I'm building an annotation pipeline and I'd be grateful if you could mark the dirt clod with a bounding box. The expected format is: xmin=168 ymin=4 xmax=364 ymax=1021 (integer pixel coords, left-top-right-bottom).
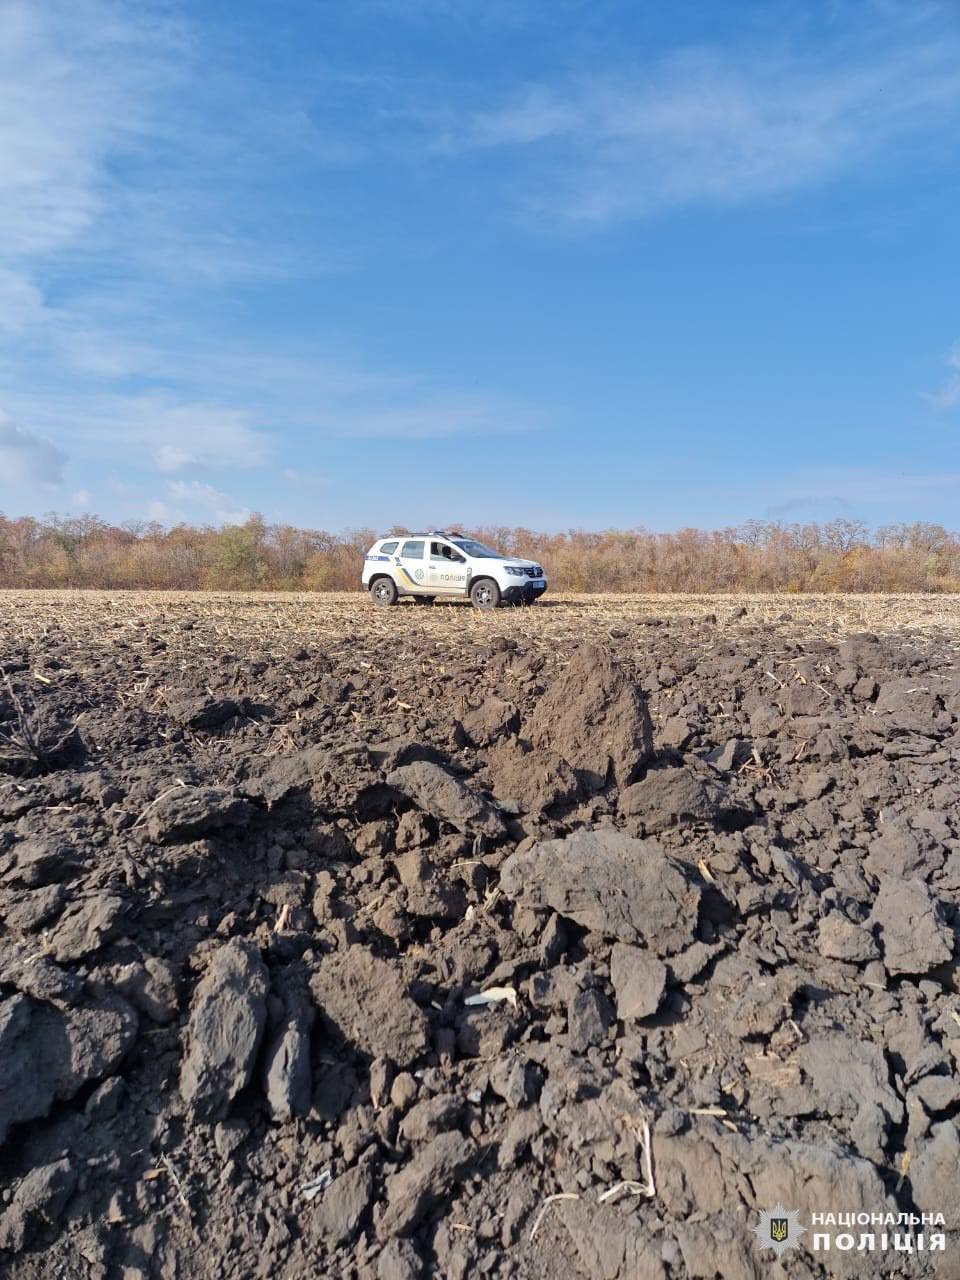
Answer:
xmin=0 ymin=992 xmax=138 ymax=1144
xmin=379 ymin=1131 xmax=475 ymax=1238
xmin=870 ymin=877 xmax=955 ymax=975
xmin=179 ymin=940 xmax=269 ymax=1119
xmin=387 ymin=761 xmax=506 ymax=838
xmin=145 ymin=784 xmax=254 ymax=843
xmin=609 ymin=943 xmax=669 ymax=1019
xmin=500 ymin=829 xmax=701 ymax=952
xmin=310 ymin=949 xmax=430 ymax=1067
xmin=525 ymin=643 xmax=654 ymax=790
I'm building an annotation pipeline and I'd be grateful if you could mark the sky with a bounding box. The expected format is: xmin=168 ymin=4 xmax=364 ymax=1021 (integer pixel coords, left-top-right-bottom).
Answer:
xmin=0 ymin=0 xmax=958 ymax=535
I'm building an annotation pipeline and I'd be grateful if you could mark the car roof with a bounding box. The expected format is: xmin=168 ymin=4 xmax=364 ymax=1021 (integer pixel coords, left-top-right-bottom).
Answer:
xmin=376 ymin=531 xmax=463 ymax=543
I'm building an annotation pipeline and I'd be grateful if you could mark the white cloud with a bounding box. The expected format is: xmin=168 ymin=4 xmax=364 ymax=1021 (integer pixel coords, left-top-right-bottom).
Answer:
xmin=927 ymin=343 xmax=960 ymax=410
xmin=70 ymin=489 xmax=92 ymax=507
xmin=0 ymin=0 xmax=548 ymax=506
xmin=761 ymin=466 xmax=960 ymax=508
xmin=0 ymin=366 xmax=542 ymax=471
xmin=0 ymin=267 xmax=49 ymax=335
xmin=141 ymin=481 xmax=251 ymax=527
xmin=282 ymin=467 xmax=330 ymax=486
xmin=124 ymin=396 xmax=270 ymax=471
xmin=57 ymin=327 xmax=160 ymax=379
xmin=0 ymin=0 xmax=171 ymax=260
xmin=448 ymin=27 xmax=960 ymax=221
xmin=156 ymin=445 xmax=195 ymax=473
xmin=307 ymin=394 xmax=543 ymax=438
xmin=166 ymin=479 xmax=251 ymax=525
xmin=0 ymin=390 xmax=271 ymax=473
xmin=0 ymin=416 xmax=66 ymax=485
xmin=0 ymin=0 xmax=340 ymax=384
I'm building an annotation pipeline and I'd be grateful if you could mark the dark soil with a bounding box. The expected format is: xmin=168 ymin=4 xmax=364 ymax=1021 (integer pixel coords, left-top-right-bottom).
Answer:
xmin=2 ymin=593 xmax=960 ymax=1278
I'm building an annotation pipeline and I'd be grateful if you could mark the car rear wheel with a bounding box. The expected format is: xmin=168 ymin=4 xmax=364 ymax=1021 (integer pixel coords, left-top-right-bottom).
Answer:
xmin=371 ymin=577 xmax=398 ymax=606
xmin=470 ymin=578 xmax=500 ymax=610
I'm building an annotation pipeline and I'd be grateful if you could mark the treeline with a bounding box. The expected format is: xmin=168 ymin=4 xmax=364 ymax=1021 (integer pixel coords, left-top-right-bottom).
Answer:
xmin=0 ymin=513 xmax=958 ymax=593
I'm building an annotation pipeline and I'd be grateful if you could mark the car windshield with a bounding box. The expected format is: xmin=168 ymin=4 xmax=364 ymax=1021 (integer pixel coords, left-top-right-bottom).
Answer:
xmin=452 ymin=538 xmax=501 ymax=559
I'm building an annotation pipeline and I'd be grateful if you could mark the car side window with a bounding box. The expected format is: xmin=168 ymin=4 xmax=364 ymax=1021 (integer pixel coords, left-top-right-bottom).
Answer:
xmin=432 ymin=541 xmax=464 ymax=563
xmin=380 ymin=540 xmax=398 ymax=555
xmin=400 ymin=540 xmax=425 ymax=559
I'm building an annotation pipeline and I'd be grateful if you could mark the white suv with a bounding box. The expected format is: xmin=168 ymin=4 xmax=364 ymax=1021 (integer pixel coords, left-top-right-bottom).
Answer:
xmin=362 ymin=531 xmax=547 ymax=609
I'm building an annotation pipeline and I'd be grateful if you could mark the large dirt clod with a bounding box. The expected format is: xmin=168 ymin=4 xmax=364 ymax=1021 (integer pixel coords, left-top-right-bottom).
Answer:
xmin=618 ymin=763 xmax=722 ymax=831
xmin=310 ymin=948 xmax=430 ymax=1067
xmin=262 ymin=980 xmax=315 ymax=1121
xmin=0 ymin=1158 xmax=77 ymax=1252
xmin=869 ymin=877 xmax=954 ymax=975
xmin=45 ymin=893 xmax=125 ymax=961
xmin=2 ymin=836 xmax=82 ymax=888
xmin=146 ymin=785 xmax=254 ymax=844
xmin=524 ymin=644 xmax=653 ymax=791
xmin=483 ymin=738 xmax=581 ymax=813
xmin=609 ymin=942 xmax=668 ymax=1019
xmin=500 ymin=828 xmax=701 ymax=953
xmin=378 ymin=1132 xmax=476 ymax=1238
xmin=387 ymin=760 xmax=506 ymax=838
xmin=179 ymin=940 xmax=269 ymax=1118
xmin=459 ymin=696 xmax=519 ymax=747
xmin=166 ymin=695 xmax=243 ymax=730
xmin=0 ymin=992 xmax=138 ymax=1146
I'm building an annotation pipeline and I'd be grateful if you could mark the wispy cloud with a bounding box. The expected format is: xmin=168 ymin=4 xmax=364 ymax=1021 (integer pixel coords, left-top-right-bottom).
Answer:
xmin=282 ymin=468 xmax=330 ymax=487
xmin=0 ymin=0 xmax=172 ymax=260
xmin=0 ymin=416 xmax=66 ymax=485
xmin=927 ymin=343 xmax=960 ymax=410
xmin=0 ymin=0 xmax=341 ymax=285
xmin=0 ymin=0 xmax=544 ymax=507
xmin=166 ymin=479 xmax=251 ymax=525
xmin=2 ymin=354 xmax=540 ymax=459
xmin=0 ymin=268 xmax=49 ymax=336
xmin=126 ymin=397 xmax=270 ymax=473
xmin=765 ymin=494 xmax=851 ymax=518
xmin=299 ymin=393 xmax=543 ymax=439
xmin=760 ymin=466 xmax=960 ymax=511
xmin=0 ymin=389 xmax=271 ymax=474
xmin=442 ymin=17 xmax=960 ymax=221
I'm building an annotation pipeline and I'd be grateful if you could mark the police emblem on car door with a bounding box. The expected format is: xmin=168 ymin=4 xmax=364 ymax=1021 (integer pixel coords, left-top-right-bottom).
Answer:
xmin=397 ymin=539 xmax=426 ymax=587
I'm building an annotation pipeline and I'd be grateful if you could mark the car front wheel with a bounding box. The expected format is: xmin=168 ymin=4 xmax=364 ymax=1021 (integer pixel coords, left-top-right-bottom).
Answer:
xmin=470 ymin=578 xmax=500 ymax=610
xmin=371 ymin=577 xmax=398 ymax=606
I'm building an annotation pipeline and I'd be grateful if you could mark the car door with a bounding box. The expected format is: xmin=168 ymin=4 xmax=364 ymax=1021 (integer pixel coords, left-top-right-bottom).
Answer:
xmin=396 ymin=539 xmax=427 ymax=591
xmin=426 ymin=540 xmax=468 ymax=593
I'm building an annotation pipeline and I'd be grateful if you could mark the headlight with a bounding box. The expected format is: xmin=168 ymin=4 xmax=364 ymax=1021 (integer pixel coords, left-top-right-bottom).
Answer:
xmin=505 ymin=566 xmax=526 ymax=576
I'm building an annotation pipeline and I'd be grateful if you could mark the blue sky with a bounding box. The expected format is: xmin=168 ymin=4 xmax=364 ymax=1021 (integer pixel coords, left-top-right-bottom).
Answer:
xmin=0 ymin=0 xmax=958 ymax=533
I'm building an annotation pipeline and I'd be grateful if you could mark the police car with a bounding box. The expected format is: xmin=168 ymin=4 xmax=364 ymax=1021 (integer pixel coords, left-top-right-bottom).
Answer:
xmin=362 ymin=531 xmax=547 ymax=609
